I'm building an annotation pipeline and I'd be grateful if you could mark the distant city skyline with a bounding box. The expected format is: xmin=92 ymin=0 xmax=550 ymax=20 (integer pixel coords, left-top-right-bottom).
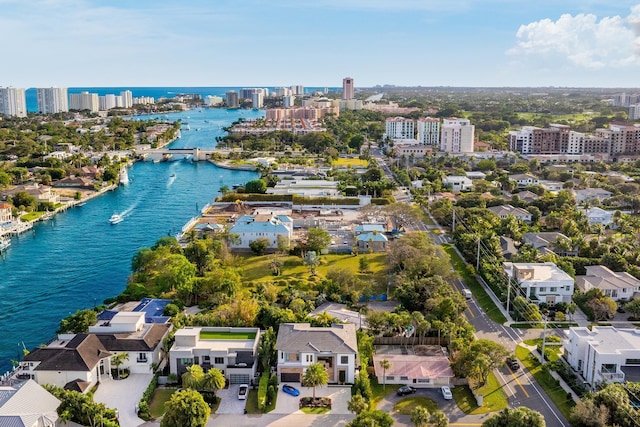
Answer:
xmin=2 ymin=1 xmax=640 ymax=88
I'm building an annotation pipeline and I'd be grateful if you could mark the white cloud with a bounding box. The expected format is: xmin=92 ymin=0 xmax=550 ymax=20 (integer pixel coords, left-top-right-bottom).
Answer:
xmin=508 ymin=6 xmax=640 ymax=68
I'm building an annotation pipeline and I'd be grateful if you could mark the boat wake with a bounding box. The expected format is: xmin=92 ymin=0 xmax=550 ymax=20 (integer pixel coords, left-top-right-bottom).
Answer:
xmin=167 ymin=174 xmax=177 ymax=187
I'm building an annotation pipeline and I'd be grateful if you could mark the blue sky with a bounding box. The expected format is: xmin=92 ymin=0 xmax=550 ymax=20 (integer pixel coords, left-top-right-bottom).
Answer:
xmin=2 ymin=0 xmax=640 ymax=88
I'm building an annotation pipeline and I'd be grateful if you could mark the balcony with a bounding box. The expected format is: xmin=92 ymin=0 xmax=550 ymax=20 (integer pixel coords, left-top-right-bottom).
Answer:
xmin=598 ymin=370 xmax=625 ymax=382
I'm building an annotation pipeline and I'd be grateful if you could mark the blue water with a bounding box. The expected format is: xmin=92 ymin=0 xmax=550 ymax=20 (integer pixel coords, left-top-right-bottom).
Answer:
xmin=24 ymin=86 xmax=338 ymax=112
xmin=0 ymin=108 xmax=262 ymax=372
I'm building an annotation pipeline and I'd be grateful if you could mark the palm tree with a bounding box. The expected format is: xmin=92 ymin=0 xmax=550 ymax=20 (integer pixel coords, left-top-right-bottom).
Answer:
xmin=411 ymin=407 xmax=431 ymax=427
xmin=379 ymin=359 xmax=391 ymax=391
xmin=201 ymin=367 xmax=225 ymax=394
xmin=182 ymin=364 xmax=205 ymax=389
xmin=302 ymin=362 xmax=329 ymax=400
xmin=111 ymin=352 xmax=129 ymax=379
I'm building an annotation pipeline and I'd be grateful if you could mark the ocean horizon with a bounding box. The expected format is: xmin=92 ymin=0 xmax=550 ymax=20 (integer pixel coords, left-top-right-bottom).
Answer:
xmin=25 ymin=86 xmax=339 ymax=112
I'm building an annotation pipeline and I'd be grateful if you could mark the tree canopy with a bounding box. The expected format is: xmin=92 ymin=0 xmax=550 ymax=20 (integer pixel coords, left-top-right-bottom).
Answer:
xmin=161 ymin=389 xmax=211 ymax=427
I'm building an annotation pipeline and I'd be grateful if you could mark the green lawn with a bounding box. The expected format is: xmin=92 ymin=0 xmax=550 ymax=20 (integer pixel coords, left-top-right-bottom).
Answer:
xmin=240 ymin=253 xmax=388 ymax=290
xmin=393 ymin=396 xmax=438 ymax=415
xmin=516 ymin=345 xmax=575 ymax=419
xmin=199 ymin=331 xmax=257 ymax=340
xmin=149 ymin=388 xmax=175 ymax=418
xmin=370 ymin=378 xmax=401 ymax=409
xmin=300 ymin=406 xmax=330 ymax=414
xmin=20 ymin=212 xmax=43 ymax=221
xmin=452 ymin=384 xmax=479 ymax=414
xmin=451 ymin=372 xmax=508 ymax=415
xmin=245 ymin=389 xmax=260 ymax=414
xmin=442 ymin=244 xmax=507 ymax=324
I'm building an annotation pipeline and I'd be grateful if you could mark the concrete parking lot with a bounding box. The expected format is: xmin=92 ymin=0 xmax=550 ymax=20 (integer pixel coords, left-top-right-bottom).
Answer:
xmin=273 ymin=384 xmax=351 ymax=415
xmin=216 ymin=384 xmax=248 ymax=414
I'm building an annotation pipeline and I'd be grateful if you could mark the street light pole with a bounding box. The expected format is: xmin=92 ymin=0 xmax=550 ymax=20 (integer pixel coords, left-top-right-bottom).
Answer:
xmin=540 ymin=315 xmax=548 ymax=364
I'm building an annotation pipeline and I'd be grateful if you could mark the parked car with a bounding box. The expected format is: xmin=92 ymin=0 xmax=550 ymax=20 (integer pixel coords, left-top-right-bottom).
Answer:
xmin=238 ymin=384 xmax=249 ymax=400
xmin=397 ymin=385 xmax=417 ymax=396
xmin=441 ymin=386 xmax=453 ymax=400
xmin=282 ymin=384 xmax=300 ymax=397
xmin=506 ymin=357 xmax=520 ymax=371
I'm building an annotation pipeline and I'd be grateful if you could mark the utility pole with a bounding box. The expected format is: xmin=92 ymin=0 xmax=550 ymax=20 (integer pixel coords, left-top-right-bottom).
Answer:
xmin=476 ymin=237 xmax=481 ymax=271
xmin=452 ymin=210 xmax=456 ymax=233
xmin=540 ymin=314 xmax=548 ymax=364
xmin=506 ymin=275 xmax=512 ymax=316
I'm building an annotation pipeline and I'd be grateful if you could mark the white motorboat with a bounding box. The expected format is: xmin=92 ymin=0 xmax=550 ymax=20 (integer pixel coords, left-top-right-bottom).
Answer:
xmin=109 ymin=214 xmax=123 ymax=225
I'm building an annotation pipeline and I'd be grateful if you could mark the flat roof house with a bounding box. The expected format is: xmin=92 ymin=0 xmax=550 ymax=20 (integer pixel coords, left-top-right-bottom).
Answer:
xmin=276 ymin=323 xmax=358 ymax=385
xmin=442 ymin=176 xmax=472 ymax=192
xmin=503 ymin=262 xmax=574 ymax=305
xmin=566 ymin=326 xmax=640 ymax=386
xmin=169 ymin=327 xmax=261 ymax=385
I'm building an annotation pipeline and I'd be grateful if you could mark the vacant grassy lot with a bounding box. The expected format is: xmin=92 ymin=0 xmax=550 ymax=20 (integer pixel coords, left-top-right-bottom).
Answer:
xmin=333 ymin=158 xmax=369 ymax=168
xmin=200 ymin=331 xmax=257 ymax=340
xmin=393 ymin=396 xmax=438 ymax=415
xmin=516 ymin=345 xmax=575 ymax=419
xmin=451 ymin=371 xmax=507 ymax=415
xmin=442 ymin=244 xmax=507 ymax=324
xmin=240 ymin=253 xmax=388 ymax=290
xmin=149 ymin=388 xmax=175 ymax=418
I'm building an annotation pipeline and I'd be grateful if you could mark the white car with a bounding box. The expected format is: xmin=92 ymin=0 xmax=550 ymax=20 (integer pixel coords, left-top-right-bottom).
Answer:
xmin=441 ymin=386 xmax=453 ymax=400
xmin=238 ymin=384 xmax=249 ymax=400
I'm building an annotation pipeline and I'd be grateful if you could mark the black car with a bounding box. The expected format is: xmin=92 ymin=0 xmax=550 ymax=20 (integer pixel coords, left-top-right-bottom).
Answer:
xmin=396 ymin=385 xmax=417 ymax=396
xmin=506 ymin=357 xmax=520 ymax=371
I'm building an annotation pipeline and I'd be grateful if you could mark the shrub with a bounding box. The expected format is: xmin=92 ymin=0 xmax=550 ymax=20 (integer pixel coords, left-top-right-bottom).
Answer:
xmin=258 ymin=373 xmax=270 ymax=412
xmin=137 ymin=372 xmax=160 ymax=420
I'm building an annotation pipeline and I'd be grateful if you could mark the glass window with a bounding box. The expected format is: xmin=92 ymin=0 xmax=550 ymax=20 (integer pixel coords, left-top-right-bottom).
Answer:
xmin=340 ymin=356 xmax=349 ymax=364
xmin=214 ymin=357 xmax=224 ymax=364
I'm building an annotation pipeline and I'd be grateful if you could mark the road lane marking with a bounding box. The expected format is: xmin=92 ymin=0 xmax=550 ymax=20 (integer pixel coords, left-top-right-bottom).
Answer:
xmin=511 ymin=370 xmax=530 ymax=398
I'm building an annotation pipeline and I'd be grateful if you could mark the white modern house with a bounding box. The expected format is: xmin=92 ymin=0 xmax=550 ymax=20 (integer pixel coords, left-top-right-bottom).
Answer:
xmin=169 ymin=327 xmax=261 ymax=385
xmin=574 ymin=188 xmax=613 ymax=204
xmin=576 ymin=265 xmax=640 ymax=302
xmin=509 ymin=173 xmax=539 ymax=188
xmin=276 ymin=323 xmax=358 ymax=384
xmin=566 ymin=326 xmax=640 ymax=386
xmin=503 ymin=262 xmax=574 ymax=305
xmin=228 ymin=214 xmax=293 ymax=250
xmin=442 ymin=176 xmax=473 ymax=192
xmin=488 ymin=205 xmax=532 ymax=223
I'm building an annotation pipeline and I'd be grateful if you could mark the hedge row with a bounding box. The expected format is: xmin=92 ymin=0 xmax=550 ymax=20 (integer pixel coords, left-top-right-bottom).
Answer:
xmin=137 ymin=372 xmax=160 ymax=420
xmin=293 ymin=195 xmax=360 ymax=205
xmin=218 ymin=193 xmax=293 ymax=202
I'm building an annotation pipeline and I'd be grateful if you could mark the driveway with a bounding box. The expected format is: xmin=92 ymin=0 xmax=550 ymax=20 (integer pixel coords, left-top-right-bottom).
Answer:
xmin=94 ymin=373 xmax=153 ymax=427
xmin=273 ymin=384 xmax=351 ymax=415
xmin=216 ymin=384 xmax=248 ymax=414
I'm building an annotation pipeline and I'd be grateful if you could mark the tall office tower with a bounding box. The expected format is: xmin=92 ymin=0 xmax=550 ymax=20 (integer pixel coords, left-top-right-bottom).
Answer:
xmin=342 ymin=77 xmax=354 ymax=100
xmin=225 ymin=90 xmax=239 ymax=108
xmin=291 ymin=85 xmax=304 ymax=95
xmin=252 ymin=92 xmax=264 ymax=109
xmin=69 ymin=91 xmax=99 ymax=113
xmin=36 ymin=87 xmax=69 ymax=114
xmin=440 ymin=118 xmax=475 ymax=154
xmin=385 ymin=117 xmax=415 ymax=139
xmin=0 ymin=87 xmax=27 ymax=118
xmin=417 ymin=117 xmax=440 ymax=145
xmin=120 ymin=90 xmax=133 ymax=108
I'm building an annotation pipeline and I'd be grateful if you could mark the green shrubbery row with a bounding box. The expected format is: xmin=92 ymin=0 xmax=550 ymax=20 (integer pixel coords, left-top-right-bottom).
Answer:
xmin=137 ymin=372 xmax=160 ymax=420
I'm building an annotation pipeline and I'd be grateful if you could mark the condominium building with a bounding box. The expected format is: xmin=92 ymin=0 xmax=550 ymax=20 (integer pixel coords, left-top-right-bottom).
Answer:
xmin=265 ymin=106 xmax=339 ymax=121
xmin=508 ymin=124 xmax=571 ymax=154
xmin=342 ymin=77 xmax=354 ymax=100
xmin=283 ymin=95 xmax=295 ymax=108
xmin=69 ymin=91 xmax=99 ymax=113
xmin=225 ymin=90 xmax=239 ymax=108
xmin=291 ymin=85 xmax=304 ymax=95
xmin=440 ymin=118 xmax=474 ymax=153
xmin=274 ymin=87 xmax=291 ymax=97
xmin=252 ymin=92 xmax=264 ymax=109
xmin=36 ymin=87 xmax=69 ymax=114
xmin=0 ymin=87 xmax=27 ymax=118
xmin=385 ymin=117 xmax=415 ymax=140
xmin=99 ymin=94 xmax=117 ymax=111
xmin=120 ymin=90 xmax=133 ymax=108
xmin=629 ymin=104 xmax=640 ymax=120
xmin=417 ymin=117 xmax=440 ymax=145
xmin=240 ymin=88 xmax=269 ymax=100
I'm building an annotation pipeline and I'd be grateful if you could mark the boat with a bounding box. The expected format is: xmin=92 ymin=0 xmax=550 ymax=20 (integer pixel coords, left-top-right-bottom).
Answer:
xmin=109 ymin=214 xmax=123 ymax=225
xmin=119 ymin=167 xmax=130 ymax=185
xmin=0 ymin=237 xmax=10 ymax=252
xmin=170 ymin=173 xmax=176 ymax=178
xmin=76 ymin=202 xmax=86 ymax=207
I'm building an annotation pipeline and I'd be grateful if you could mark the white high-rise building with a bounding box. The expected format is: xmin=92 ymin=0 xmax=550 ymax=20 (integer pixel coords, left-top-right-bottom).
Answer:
xmin=225 ymin=91 xmax=239 ymax=108
xmin=120 ymin=90 xmax=133 ymax=108
xmin=69 ymin=92 xmax=99 ymax=113
xmin=252 ymin=92 xmax=264 ymax=109
xmin=283 ymin=95 xmax=295 ymax=108
xmin=0 ymin=87 xmax=27 ymax=118
xmin=629 ymin=104 xmax=640 ymax=120
xmin=36 ymin=87 xmax=68 ymax=114
xmin=440 ymin=118 xmax=474 ymax=153
xmin=385 ymin=117 xmax=415 ymax=139
xmin=291 ymin=85 xmax=304 ymax=95
xmin=99 ymin=94 xmax=117 ymax=111
xmin=417 ymin=117 xmax=440 ymax=145
xmin=274 ymin=87 xmax=291 ymax=97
